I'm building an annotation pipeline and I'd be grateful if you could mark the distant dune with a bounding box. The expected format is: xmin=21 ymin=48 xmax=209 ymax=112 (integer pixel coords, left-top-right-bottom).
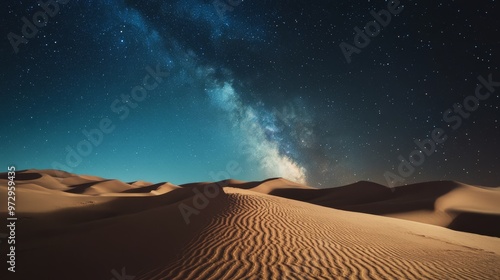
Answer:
xmin=0 ymin=170 xmax=499 ymax=279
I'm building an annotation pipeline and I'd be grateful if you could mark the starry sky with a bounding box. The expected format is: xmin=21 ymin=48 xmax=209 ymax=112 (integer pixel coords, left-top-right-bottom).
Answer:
xmin=1 ymin=0 xmax=499 ymax=187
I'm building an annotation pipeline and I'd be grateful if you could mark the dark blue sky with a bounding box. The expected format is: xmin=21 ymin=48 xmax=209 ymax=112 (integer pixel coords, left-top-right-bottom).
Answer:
xmin=1 ymin=0 xmax=499 ymax=187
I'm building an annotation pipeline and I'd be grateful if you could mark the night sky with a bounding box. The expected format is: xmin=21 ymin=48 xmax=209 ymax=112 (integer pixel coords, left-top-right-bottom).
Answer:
xmin=1 ymin=0 xmax=499 ymax=187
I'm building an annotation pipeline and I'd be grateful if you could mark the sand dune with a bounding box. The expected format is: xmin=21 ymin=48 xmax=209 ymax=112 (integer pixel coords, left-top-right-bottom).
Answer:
xmin=0 ymin=170 xmax=499 ymax=279
xmin=143 ymin=188 xmax=500 ymax=280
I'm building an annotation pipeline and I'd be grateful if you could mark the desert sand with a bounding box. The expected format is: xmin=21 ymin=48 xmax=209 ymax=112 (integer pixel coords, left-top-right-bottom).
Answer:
xmin=0 ymin=170 xmax=499 ymax=279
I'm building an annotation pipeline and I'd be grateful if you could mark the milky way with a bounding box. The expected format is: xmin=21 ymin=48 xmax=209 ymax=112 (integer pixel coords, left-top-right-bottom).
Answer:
xmin=1 ymin=0 xmax=499 ymax=187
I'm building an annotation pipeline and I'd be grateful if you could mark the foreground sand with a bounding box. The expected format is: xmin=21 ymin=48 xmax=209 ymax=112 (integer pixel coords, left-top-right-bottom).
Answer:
xmin=0 ymin=170 xmax=499 ymax=279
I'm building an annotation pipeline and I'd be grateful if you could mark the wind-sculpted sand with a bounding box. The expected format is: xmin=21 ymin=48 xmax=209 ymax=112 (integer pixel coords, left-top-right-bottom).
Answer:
xmin=141 ymin=188 xmax=500 ymax=279
xmin=0 ymin=170 xmax=499 ymax=280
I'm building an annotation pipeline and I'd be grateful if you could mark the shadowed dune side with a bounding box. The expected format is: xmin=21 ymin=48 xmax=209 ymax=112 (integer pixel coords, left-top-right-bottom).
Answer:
xmin=1 ymin=169 xmax=104 ymax=191
xmin=180 ymin=179 xmax=263 ymax=190
xmin=268 ymin=181 xmax=391 ymax=207
xmin=121 ymin=182 xmax=180 ymax=194
xmin=242 ymin=177 xmax=314 ymax=193
xmin=2 ymin=170 xmax=181 ymax=196
xmin=4 ymin=171 xmax=69 ymax=191
xmin=448 ymin=212 xmax=500 ymax=237
xmin=128 ymin=180 xmax=154 ymax=187
xmin=1 ymin=184 xmax=218 ymax=231
xmin=68 ymin=179 xmax=138 ymax=194
xmin=64 ymin=180 xmax=112 ymax=194
xmin=181 ymin=178 xmax=313 ymax=193
xmin=138 ymin=188 xmax=500 ymax=280
xmin=0 ymin=170 xmax=42 ymax=180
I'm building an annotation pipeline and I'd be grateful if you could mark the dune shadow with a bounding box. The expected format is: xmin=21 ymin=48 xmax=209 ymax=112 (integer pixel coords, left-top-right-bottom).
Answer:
xmin=270 ymin=181 xmax=461 ymax=215
xmin=0 ymin=170 xmax=42 ymax=180
xmin=121 ymin=182 xmax=166 ymax=193
xmin=65 ymin=180 xmax=112 ymax=194
xmin=448 ymin=212 xmax=500 ymax=237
